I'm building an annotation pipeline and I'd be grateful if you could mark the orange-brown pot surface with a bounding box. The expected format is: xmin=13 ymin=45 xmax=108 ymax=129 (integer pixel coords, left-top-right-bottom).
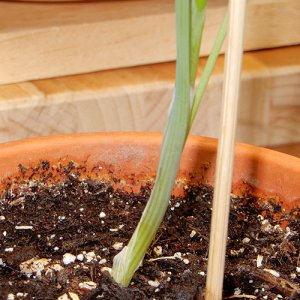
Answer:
xmin=0 ymin=133 xmax=299 ymax=210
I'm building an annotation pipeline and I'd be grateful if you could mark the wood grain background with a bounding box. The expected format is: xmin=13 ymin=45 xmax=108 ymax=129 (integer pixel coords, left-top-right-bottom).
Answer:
xmin=1 ymin=0 xmax=300 ymax=84
xmin=0 ymin=46 xmax=299 ymax=148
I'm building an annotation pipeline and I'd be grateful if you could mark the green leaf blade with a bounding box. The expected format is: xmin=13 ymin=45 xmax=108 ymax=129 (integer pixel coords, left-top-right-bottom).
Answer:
xmin=111 ymin=0 xmax=191 ymax=287
xmin=189 ymin=11 xmax=228 ymax=128
xmin=190 ymin=0 xmax=207 ymax=86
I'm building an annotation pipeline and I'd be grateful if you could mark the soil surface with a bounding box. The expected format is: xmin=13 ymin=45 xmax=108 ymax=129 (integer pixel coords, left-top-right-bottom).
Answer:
xmin=0 ymin=161 xmax=299 ymax=300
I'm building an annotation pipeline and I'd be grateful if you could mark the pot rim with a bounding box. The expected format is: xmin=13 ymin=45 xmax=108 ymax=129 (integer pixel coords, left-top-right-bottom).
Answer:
xmin=0 ymin=131 xmax=298 ymax=158
xmin=0 ymin=132 xmax=299 ymax=209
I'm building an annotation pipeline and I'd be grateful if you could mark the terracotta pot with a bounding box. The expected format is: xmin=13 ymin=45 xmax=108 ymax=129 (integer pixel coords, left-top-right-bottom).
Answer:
xmin=0 ymin=132 xmax=299 ymax=210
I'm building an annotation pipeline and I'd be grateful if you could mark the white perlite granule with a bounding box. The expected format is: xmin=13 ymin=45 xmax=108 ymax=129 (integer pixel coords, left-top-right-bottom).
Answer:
xmin=62 ymin=253 xmax=76 ymax=265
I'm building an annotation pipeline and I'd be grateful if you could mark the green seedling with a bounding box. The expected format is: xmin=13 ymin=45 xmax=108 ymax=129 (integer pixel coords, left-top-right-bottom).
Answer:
xmin=112 ymin=0 xmax=228 ymax=287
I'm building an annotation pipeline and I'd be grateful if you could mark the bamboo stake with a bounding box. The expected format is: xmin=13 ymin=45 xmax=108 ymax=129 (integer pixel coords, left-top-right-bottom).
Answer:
xmin=205 ymin=1 xmax=247 ymax=299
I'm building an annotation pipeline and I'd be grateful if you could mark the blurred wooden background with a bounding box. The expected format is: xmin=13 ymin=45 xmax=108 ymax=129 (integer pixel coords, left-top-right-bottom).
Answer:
xmin=1 ymin=0 xmax=299 ymax=84
xmin=0 ymin=0 xmax=299 ymax=156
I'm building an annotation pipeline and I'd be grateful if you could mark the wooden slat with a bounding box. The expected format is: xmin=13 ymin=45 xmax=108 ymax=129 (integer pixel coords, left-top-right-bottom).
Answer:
xmin=0 ymin=46 xmax=299 ymax=147
xmin=0 ymin=0 xmax=299 ymax=84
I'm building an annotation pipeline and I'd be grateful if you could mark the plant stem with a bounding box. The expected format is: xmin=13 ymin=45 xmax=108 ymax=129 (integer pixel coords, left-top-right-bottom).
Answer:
xmin=190 ymin=0 xmax=207 ymax=86
xmin=111 ymin=0 xmax=191 ymax=287
xmin=111 ymin=0 xmax=227 ymax=287
xmin=189 ymin=11 xmax=228 ymax=128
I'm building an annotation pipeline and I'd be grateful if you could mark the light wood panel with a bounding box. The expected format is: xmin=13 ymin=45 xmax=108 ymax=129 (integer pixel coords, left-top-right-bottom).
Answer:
xmin=1 ymin=46 xmax=300 ymax=145
xmin=0 ymin=0 xmax=300 ymax=84
xmin=0 ymin=46 xmax=299 ymax=147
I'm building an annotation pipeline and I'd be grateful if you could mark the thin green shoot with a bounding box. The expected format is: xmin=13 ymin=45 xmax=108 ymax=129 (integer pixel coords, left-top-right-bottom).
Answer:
xmin=190 ymin=0 xmax=207 ymax=86
xmin=111 ymin=0 xmax=228 ymax=287
xmin=188 ymin=11 xmax=228 ymax=129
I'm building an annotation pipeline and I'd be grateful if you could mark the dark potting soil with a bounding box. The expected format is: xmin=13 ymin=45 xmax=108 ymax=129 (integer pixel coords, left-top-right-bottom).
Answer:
xmin=0 ymin=162 xmax=299 ymax=300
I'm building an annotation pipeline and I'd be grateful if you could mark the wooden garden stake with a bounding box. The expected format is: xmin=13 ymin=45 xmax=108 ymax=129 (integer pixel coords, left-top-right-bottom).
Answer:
xmin=205 ymin=1 xmax=247 ymax=299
